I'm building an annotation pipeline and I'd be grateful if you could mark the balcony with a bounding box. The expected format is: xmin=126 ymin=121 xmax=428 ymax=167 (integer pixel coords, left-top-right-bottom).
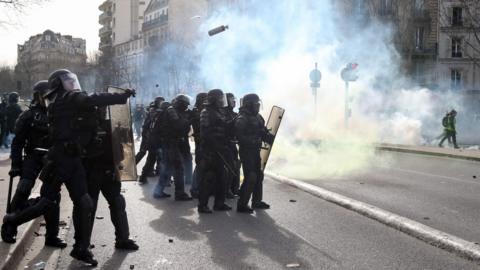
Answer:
xmin=99 ymin=0 xmax=112 ymax=12
xmin=142 ymin=15 xmax=168 ymax=32
xmin=99 ymin=11 xmax=112 ymax=24
xmin=99 ymin=40 xmax=112 ymax=50
xmin=411 ymin=47 xmax=437 ymax=58
xmin=99 ymin=26 xmax=112 ymax=37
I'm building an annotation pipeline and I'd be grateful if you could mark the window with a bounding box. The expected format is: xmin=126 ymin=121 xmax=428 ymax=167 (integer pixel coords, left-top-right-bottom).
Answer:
xmin=414 ymin=0 xmax=424 ymax=11
xmin=451 ymin=38 xmax=462 ymax=57
xmin=45 ymin=35 xmax=51 ymax=41
xmin=113 ymin=18 xmax=116 ymax=27
xmin=380 ymin=0 xmax=392 ymax=15
xmin=451 ymin=69 xmax=462 ymax=90
xmin=415 ymin=27 xmax=424 ymax=50
xmin=452 ymin=7 xmax=463 ymax=26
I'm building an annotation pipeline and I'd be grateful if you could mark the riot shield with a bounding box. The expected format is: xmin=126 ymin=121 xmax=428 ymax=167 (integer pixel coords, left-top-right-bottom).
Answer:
xmin=260 ymin=106 xmax=285 ymax=171
xmin=107 ymin=86 xmax=137 ymax=181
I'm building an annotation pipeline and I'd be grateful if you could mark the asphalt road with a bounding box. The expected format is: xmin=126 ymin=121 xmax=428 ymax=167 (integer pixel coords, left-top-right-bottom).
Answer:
xmin=303 ymin=151 xmax=480 ymax=244
xmin=52 ymin=178 xmax=478 ymax=269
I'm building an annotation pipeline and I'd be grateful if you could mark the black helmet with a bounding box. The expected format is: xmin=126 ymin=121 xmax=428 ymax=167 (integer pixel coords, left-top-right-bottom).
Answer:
xmin=45 ymin=69 xmax=81 ymax=99
xmin=194 ymin=92 xmax=207 ymax=108
xmin=33 ymin=80 xmax=49 ymax=96
xmin=154 ymin=96 xmax=165 ymax=108
xmin=159 ymin=101 xmax=171 ymax=111
xmin=172 ymin=94 xmax=191 ymax=111
xmin=240 ymin=93 xmax=261 ymax=114
xmin=206 ymin=89 xmax=227 ymax=108
xmin=8 ymin=92 xmax=19 ymax=104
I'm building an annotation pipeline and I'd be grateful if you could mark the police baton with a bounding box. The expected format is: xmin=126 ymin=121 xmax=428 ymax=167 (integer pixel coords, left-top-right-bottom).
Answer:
xmin=215 ymin=151 xmax=238 ymax=178
xmin=6 ymin=175 xmax=14 ymax=214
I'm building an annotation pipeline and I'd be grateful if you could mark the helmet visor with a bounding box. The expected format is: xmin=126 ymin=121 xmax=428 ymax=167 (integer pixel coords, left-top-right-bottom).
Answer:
xmin=60 ymin=72 xmax=81 ymax=91
xmin=240 ymin=98 xmax=263 ymax=110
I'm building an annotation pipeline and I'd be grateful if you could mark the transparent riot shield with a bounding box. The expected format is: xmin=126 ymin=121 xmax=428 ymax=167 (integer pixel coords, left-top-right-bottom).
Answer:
xmin=260 ymin=106 xmax=285 ymax=171
xmin=107 ymin=86 xmax=137 ymax=181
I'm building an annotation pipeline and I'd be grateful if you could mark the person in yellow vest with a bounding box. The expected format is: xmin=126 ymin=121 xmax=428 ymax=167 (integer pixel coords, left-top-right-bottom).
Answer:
xmin=439 ymin=109 xmax=459 ymax=149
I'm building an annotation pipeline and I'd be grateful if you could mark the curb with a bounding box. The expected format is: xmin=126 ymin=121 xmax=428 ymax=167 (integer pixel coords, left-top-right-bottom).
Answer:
xmin=1 ymin=217 xmax=41 ymax=270
xmin=376 ymin=144 xmax=480 ymax=162
xmin=266 ymin=172 xmax=480 ymax=264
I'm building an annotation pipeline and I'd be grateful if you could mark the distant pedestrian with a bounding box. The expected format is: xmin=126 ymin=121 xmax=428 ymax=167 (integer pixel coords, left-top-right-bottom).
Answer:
xmin=438 ymin=109 xmax=459 ymax=149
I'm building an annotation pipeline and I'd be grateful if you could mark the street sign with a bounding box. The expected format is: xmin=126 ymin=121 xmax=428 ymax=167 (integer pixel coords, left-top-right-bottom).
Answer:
xmin=309 ymin=64 xmax=322 ymax=83
xmin=341 ymin=63 xmax=359 ymax=82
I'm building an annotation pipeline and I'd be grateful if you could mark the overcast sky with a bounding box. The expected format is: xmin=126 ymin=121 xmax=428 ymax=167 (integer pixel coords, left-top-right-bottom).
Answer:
xmin=0 ymin=0 xmax=101 ymax=66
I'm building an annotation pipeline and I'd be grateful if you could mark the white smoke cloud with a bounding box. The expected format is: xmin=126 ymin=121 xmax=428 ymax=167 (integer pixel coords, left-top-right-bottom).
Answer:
xmin=190 ymin=0 xmax=471 ymax=178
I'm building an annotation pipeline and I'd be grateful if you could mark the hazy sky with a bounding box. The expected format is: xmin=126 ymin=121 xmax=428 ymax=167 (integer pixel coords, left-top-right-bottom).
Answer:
xmin=0 ymin=0 xmax=102 ymax=66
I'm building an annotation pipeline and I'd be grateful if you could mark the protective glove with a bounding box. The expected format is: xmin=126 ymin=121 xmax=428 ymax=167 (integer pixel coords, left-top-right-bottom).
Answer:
xmin=9 ymin=167 xmax=21 ymax=177
xmin=125 ymin=88 xmax=136 ymax=97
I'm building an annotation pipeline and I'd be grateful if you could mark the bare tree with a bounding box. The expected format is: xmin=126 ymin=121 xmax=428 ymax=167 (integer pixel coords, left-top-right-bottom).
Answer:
xmin=0 ymin=0 xmax=51 ymax=27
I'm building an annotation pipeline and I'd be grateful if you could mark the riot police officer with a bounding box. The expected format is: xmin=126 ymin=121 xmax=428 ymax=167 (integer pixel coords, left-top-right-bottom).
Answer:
xmin=224 ymin=93 xmax=240 ymax=198
xmin=152 ymin=101 xmax=172 ymax=198
xmin=1 ymin=81 xmax=65 ymax=248
xmin=235 ymin=93 xmax=274 ymax=214
xmin=198 ymin=89 xmax=232 ymax=213
xmin=190 ymin=92 xmax=207 ymax=198
xmin=162 ymin=94 xmax=192 ymax=201
xmin=5 ymin=92 xmax=23 ymax=147
xmin=2 ymin=69 xmax=135 ymax=266
xmin=136 ymin=97 xmax=164 ymax=184
xmin=81 ymin=106 xmax=138 ymax=250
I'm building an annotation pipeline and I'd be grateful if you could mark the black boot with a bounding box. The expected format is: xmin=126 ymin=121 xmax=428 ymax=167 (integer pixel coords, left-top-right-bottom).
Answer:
xmin=70 ymin=248 xmax=98 ymax=266
xmin=252 ymin=201 xmax=270 ymax=209
xmin=175 ymin=193 xmax=193 ymax=201
xmin=115 ymin=239 xmax=139 ymax=250
xmin=138 ymin=174 xmax=147 ymax=185
xmin=1 ymin=222 xmax=17 ymax=243
xmin=198 ymin=205 xmax=213 ymax=214
xmin=45 ymin=237 xmax=67 ymax=248
xmin=237 ymin=205 xmax=254 ymax=214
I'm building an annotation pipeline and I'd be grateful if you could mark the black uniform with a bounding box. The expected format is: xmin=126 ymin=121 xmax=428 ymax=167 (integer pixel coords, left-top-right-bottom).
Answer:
xmin=190 ymin=107 xmax=203 ymax=197
xmin=136 ymin=106 xmax=159 ymax=183
xmin=0 ymin=98 xmax=7 ymax=147
xmin=2 ymin=90 xmax=131 ymax=265
xmin=197 ymin=90 xmax=232 ymax=213
xmin=81 ymin=107 xmax=138 ymax=250
xmin=5 ymin=100 xmax=23 ymax=147
xmin=162 ymin=105 xmax=192 ymax=200
xmin=3 ymin=104 xmax=62 ymax=245
xmin=235 ymin=95 xmax=274 ymax=213
xmin=223 ymin=106 xmax=240 ymax=196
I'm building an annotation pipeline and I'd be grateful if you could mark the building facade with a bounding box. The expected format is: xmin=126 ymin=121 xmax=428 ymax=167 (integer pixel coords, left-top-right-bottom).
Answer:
xmin=437 ymin=0 xmax=480 ymax=92
xmin=15 ymin=30 xmax=87 ymax=94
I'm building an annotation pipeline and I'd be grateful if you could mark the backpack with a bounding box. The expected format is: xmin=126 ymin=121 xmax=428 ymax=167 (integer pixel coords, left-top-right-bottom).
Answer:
xmin=442 ymin=115 xmax=448 ymax=127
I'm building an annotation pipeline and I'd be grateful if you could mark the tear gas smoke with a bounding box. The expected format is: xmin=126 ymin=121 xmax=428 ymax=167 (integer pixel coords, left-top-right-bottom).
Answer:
xmin=189 ymin=0 xmax=480 ymax=179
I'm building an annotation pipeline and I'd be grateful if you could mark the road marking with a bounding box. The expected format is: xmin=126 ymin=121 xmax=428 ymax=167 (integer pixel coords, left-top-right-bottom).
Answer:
xmin=266 ymin=172 xmax=480 ymax=264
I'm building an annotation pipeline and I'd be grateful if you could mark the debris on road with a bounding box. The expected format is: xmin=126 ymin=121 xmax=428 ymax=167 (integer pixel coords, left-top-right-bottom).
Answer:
xmin=289 ymin=199 xmax=297 ymax=203
xmin=286 ymin=263 xmax=301 ymax=268
xmin=423 ymin=217 xmax=430 ymax=220
xmin=59 ymin=220 xmax=67 ymax=226
xmin=96 ymin=216 xmax=104 ymax=220
xmin=130 ymin=265 xmax=135 ymax=269
xmin=473 ymin=175 xmax=477 ymax=179
xmin=33 ymin=261 xmax=46 ymax=270
xmin=168 ymin=239 xmax=173 ymax=243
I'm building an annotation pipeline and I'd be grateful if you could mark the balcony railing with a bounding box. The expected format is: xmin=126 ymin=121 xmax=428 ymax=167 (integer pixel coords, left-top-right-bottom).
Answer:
xmin=99 ymin=0 xmax=112 ymax=12
xmin=99 ymin=26 xmax=112 ymax=36
xmin=142 ymin=15 xmax=168 ymax=32
xmin=99 ymin=11 xmax=112 ymax=23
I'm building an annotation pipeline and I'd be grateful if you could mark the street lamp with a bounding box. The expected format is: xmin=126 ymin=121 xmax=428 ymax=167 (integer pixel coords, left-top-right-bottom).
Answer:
xmin=309 ymin=62 xmax=322 ymax=116
xmin=340 ymin=63 xmax=359 ymax=128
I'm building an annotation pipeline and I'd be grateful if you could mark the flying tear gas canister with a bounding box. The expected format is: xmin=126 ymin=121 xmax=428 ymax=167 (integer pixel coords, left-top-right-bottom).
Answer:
xmin=208 ymin=25 xmax=229 ymax=36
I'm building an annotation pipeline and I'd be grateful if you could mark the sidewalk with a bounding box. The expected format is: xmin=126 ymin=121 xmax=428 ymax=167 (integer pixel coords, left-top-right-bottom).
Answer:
xmin=0 ymin=149 xmax=43 ymax=269
xmin=377 ymin=143 xmax=480 ymax=162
